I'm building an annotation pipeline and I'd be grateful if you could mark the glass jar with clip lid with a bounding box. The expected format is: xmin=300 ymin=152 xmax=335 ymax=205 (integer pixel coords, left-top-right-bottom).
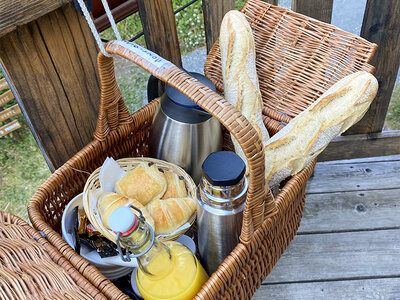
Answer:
xmin=108 ymin=205 xmax=208 ymax=300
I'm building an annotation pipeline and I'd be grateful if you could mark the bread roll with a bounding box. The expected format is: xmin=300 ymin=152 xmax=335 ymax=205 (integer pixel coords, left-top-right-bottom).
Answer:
xmin=115 ymin=162 xmax=167 ymax=205
xmin=265 ymin=71 xmax=378 ymax=188
xmin=219 ymin=10 xmax=269 ymax=168
xmin=162 ymin=172 xmax=187 ymax=199
xmin=146 ymin=198 xmax=196 ymax=235
xmin=98 ymin=192 xmax=154 ymax=230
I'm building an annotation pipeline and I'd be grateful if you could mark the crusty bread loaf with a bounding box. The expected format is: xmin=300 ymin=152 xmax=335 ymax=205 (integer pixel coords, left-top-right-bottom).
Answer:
xmin=219 ymin=10 xmax=269 ymax=167
xmin=265 ymin=71 xmax=378 ymax=188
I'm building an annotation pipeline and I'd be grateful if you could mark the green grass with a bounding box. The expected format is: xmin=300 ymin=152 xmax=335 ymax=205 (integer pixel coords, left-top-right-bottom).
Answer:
xmin=1 ymin=0 xmax=400 ymax=220
xmin=385 ymin=82 xmax=400 ymax=130
xmin=0 ymin=79 xmax=51 ymax=218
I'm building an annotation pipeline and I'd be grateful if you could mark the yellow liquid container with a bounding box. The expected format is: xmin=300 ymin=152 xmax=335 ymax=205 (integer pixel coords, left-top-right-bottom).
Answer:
xmin=136 ymin=241 xmax=209 ymax=300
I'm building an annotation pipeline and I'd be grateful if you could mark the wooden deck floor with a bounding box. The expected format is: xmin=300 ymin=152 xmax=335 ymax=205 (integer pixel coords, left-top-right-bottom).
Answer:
xmin=253 ymin=155 xmax=400 ymax=299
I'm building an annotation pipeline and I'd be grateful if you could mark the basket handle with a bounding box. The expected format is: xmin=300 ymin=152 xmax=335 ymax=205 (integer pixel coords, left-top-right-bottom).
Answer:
xmin=96 ymin=40 xmax=276 ymax=243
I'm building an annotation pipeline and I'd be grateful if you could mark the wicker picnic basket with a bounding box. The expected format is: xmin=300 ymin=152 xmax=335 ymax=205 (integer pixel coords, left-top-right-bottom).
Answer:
xmin=28 ymin=0 xmax=377 ymax=299
xmin=0 ymin=211 xmax=107 ymax=299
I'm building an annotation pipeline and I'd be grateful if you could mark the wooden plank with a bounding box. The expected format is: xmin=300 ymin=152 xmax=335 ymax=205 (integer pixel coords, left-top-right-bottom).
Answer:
xmin=0 ymin=90 xmax=14 ymax=106
xmin=0 ymin=120 xmax=21 ymax=137
xmin=264 ymin=229 xmax=400 ymax=283
xmin=0 ymin=104 xmax=21 ymax=122
xmin=202 ymin=0 xmax=234 ymax=53
xmin=345 ymin=0 xmax=400 ymax=134
xmin=137 ymin=0 xmax=182 ymax=66
xmin=0 ymin=0 xmax=69 ymax=38
xmin=306 ymin=160 xmax=400 ymax=194
xmin=291 ymin=0 xmax=333 ymax=23
xmin=0 ymin=77 xmax=8 ymax=90
xmin=318 ymin=130 xmax=400 ymax=161
xmin=320 ymin=154 xmax=400 ymax=165
xmin=0 ymin=2 xmax=100 ymax=171
xmin=254 ymin=278 xmax=400 ymax=300
xmin=262 ymin=0 xmax=278 ymax=5
xmin=94 ymin=0 xmax=138 ymax=32
xmin=300 ymin=189 xmax=400 ymax=233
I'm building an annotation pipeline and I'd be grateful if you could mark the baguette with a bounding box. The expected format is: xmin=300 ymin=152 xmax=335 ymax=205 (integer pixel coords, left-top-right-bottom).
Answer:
xmin=219 ymin=10 xmax=269 ymax=168
xmin=265 ymin=71 xmax=378 ymax=188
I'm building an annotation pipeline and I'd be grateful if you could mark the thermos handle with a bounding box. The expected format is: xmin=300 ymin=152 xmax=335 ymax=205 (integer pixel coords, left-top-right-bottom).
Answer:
xmin=147 ymin=75 xmax=160 ymax=103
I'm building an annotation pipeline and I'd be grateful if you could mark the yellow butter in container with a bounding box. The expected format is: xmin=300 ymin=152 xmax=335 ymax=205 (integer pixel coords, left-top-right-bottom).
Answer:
xmin=108 ymin=206 xmax=208 ymax=300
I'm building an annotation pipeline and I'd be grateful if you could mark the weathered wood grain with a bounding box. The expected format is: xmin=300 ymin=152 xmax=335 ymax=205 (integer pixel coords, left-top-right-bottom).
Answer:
xmin=0 ymin=90 xmax=14 ymax=106
xmin=0 ymin=77 xmax=8 ymax=90
xmin=0 ymin=2 xmax=100 ymax=171
xmin=319 ymin=131 xmax=400 ymax=161
xmin=137 ymin=0 xmax=182 ymax=66
xmin=202 ymin=0 xmax=234 ymax=53
xmin=300 ymin=189 xmax=400 ymax=233
xmin=0 ymin=120 xmax=21 ymax=137
xmin=291 ymin=0 xmax=333 ymax=23
xmin=94 ymin=0 xmax=138 ymax=32
xmin=306 ymin=160 xmax=400 ymax=194
xmin=264 ymin=229 xmax=400 ymax=283
xmin=261 ymin=0 xmax=278 ymax=5
xmin=0 ymin=104 xmax=21 ymax=122
xmin=0 ymin=0 xmax=69 ymax=38
xmin=320 ymin=154 xmax=400 ymax=165
xmin=254 ymin=278 xmax=400 ymax=300
xmin=345 ymin=0 xmax=400 ymax=134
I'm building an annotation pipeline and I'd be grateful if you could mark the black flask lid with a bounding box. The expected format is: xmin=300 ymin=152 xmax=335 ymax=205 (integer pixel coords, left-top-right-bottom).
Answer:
xmin=202 ymin=151 xmax=246 ymax=186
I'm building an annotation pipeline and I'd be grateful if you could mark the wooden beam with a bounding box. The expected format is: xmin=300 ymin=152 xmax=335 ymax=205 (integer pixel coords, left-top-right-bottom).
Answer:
xmin=0 ymin=90 xmax=14 ymax=106
xmin=94 ymin=0 xmax=139 ymax=32
xmin=0 ymin=120 xmax=21 ymax=137
xmin=261 ymin=0 xmax=278 ymax=5
xmin=0 ymin=77 xmax=8 ymax=90
xmin=0 ymin=104 xmax=21 ymax=122
xmin=202 ymin=0 xmax=234 ymax=53
xmin=318 ymin=130 xmax=400 ymax=161
xmin=0 ymin=0 xmax=69 ymax=38
xmin=0 ymin=2 xmax=100 ymax=171
xmin=291 ymin=0 xmax=333 ymax=23
xmin=137 ymin=0 xmax=181 ymax=66
xmin=345 ymin=0 xmax=400 ymax=134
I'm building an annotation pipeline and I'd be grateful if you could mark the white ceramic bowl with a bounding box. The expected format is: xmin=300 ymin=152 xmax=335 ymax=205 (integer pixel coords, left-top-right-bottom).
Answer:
xmin=61 ymin=193 xmax=135 ymax=279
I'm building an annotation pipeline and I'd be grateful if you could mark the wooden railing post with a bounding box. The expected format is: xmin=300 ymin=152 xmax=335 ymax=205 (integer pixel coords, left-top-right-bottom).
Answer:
xmin=292 ymin=0 xmax=333 ymax=23
xmin=345 ymin=0 xmax=400 ymax=135
xmin=0 ymin=2 xmax=100 ymax=171
xmin=202 ymin=0 xmax=234 ymax=53
xmin=137 ymin=0 xmax=182 ymax=66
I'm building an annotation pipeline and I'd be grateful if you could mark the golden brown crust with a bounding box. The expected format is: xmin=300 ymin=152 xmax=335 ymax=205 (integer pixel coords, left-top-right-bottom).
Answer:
xmin=265 ymin=71 xmax=378 ymax=188
xmin=97 ymin=192 xmax=155 ymax=229
xmin=115 ymin=162 xmax=167 ymax=205
xmin=220 ymin=10 xmax=270 ymax=171
xmin=146 ymin=198 xmax=196 ymax=235
xmin=162 ymin=172 xmax=188 ymax=199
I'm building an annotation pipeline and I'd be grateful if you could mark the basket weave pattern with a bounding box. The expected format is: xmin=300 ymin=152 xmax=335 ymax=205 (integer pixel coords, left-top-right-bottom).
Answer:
xmin=83 ymin=157 xmax=197 ymax=242
xmin=0 ymin=212 xmax=107 ymax=299
xmin=28 ymin=1 xmax=376 ymax=299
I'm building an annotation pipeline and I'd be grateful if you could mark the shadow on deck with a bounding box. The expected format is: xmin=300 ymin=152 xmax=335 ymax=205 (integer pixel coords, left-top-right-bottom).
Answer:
xmin=254 ymin=154 xmax=400 ymax=299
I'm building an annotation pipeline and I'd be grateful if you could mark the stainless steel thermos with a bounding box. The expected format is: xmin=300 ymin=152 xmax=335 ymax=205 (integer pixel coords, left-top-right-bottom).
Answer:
xmin=148 ymin=72 xmax=222 ymax=184
xmin=197 ymin=151 xmax=248 ymax=275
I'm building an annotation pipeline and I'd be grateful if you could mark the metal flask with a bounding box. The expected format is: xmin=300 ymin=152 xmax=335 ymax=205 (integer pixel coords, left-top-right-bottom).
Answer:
xmin=148 ymin=72 xmax=222 ymax=184
xmin=197 ymin=151 xmax=248 ymax=275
